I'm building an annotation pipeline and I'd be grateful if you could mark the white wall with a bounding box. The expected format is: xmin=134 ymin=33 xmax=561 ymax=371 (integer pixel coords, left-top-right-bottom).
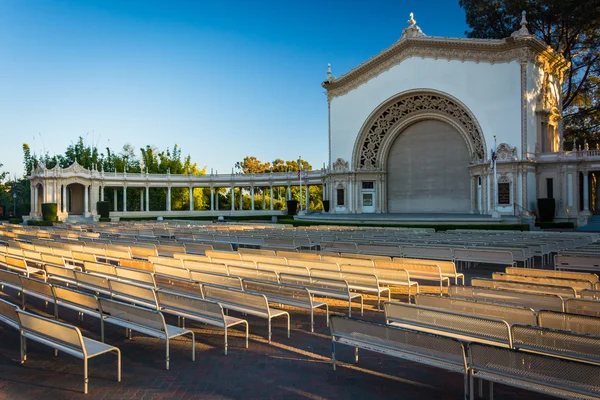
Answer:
xmin=527 ymin=61 xmax=543 ymax=156
xmin=330 ymin=57 xmax=522 ymax=167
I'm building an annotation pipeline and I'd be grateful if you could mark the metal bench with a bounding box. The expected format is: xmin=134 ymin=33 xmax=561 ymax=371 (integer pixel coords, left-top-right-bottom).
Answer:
xmin=384 ymin=302 xmax=512 ymax=347
xmin=286 ymin=258 xmax=340 ymax=271
xmin=0 ymin=297 xmax=19 ymax=330
xmin=183 ymin=260 xmax=229 ymax=274
xmin=276 ymin=251 xmax=321 ymax=261
xmin=415 ymin=294 xmax=537 ymax=326
xmin=310 ymin=268 xmax=390 ymax=310
xmin=469 ymin=343 xmax=600 ymax=400
xmin=54 ymin=286 xmax=105 ymax=339
xmin=0 ymin=254 xmax=47 ymax=280
xmin=99 ymin=298 xmax=194 ymax=370
xmin=190 ymin=270 xmax=243 ymax=290
xmin=395 ymin=258 xmax=464 ymax=285
xmin=227 ymin=265 xmax=278 ymax=282
xmin=17 ymin=309 xmax=121 ymax=394
xmin=453 ymin=249 xmax=514 ymax=269
xmin=84 ymin=261 xmax=118 ymax=278
xmin=75 ymin=270 xmax=112 ymax=296
xmin=537 ymin=310 xmax=600 ymax=336
xmin=256 ymin=262 xmax=310 ymax=277
xmin=471 ymin=277 xmax=577 ymax=298
xmin=506 ymin=267 xmax=599 ymax=285
xmin=20 ymin=276 xmax=57 ymax=317
xmin=154 ymin=274 xmax=204 ymax=297
xmin=340 ymin=252 xmax=392 ymax=262
xmin=109 ymin=280 xmax=159 ymax=309
xmin=279 ymin=273 xmax=363 ymax=316
xmin=242 ymin=279 xmax=328 ymax=332
xmin=115 ymin=267 xmax=155 ymax=288
xmin=492 ymin=272 xmax=593 ymax=295
xmin=339 ymin=264 xmax=419 ymax=301
xmin=0 ymin=268 xmax=24 ymax=293
xmin=376 ymin=261 xmax=449 ymax=293
xmin=448 ymin=285 xmax=565 ymax=312
xmin=148 ymin=256 xmax=183 ymax=268
xmin=322 ymin=255 xmax=374 ymax=267
xmin=157 ymin=290 xmax=248 ymax=355
xmin=555 ymin=254 xmax=600 ymax=273
xmin=330 ymin=316 xmax=469 ymax=400
xmin=153 ymin=263 xmax=192 ymax=280
xmin=581 ymin=289 xmax=600 ymax=299
xmin=401 ymin=246 xmax=454 ymax=261
xmin=565 ymin=298 xmax=600 ymax=317
xmin=202 ymin=284 xmax=289 ymax=343
xmin=44 ymin=264 xmax=79 ymax=286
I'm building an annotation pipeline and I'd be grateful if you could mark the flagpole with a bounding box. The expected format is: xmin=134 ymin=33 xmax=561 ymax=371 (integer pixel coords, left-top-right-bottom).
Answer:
xmin=298 ymin=157 xmax=303 ymax=213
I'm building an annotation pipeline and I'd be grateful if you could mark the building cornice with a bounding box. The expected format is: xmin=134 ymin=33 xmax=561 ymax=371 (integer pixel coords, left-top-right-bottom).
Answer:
xmin=322 ymin=36 xmax=569 ymax=100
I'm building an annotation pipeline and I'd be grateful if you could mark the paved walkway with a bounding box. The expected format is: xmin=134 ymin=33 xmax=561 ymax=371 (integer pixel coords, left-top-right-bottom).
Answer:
xmin=0 ymin=268 xmax=548 ymax=400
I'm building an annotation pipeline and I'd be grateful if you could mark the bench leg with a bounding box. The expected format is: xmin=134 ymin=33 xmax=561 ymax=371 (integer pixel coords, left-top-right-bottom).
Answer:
xmin=469 ymin=372 xmax=474 ymax=399
xmin=244 ymin=321 xmax=249 ymax=349
xmin=331 ymin=341 xmax=336 ymax=371
xmin=354 ymin=347 xmax=358 ymax=363
xmin=20 ymin=336 xmax=26 ymax=363
xmin=286 ymin=313 xmax=290 ymax=339
xmin=478 ymin=378 xmax=482 ymax=397
xmin=360 ymin=296 xmax=364 ymax=316
xmin=165 ymin=338 xmax=170 ymax=370
xmin=325 ymin=305 xmax=329 ymax=327
xmin=84 ymin=358 xmax=89 ymax=394
xmin=224 ymin=326 xmax=228 ymax=355
xmin=268 ymin=319 xmax=272 ymax=344
xmin=115 ymin=349 xmax=121 ymax=383
xmin=190 ymin=331 xmax=195 ymax=362
xmin=101 ymin=318 xmax=105 ymax=343
xmin=348 ymin=299 xmax=352 ymax=317
xmin=489 ymin=382 xmax=493 ymax=400
xmin=310 ymin=309 xmax=314 ymax=333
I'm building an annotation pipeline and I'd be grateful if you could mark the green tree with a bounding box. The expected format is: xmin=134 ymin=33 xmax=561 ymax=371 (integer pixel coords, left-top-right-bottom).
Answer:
xmin=460 ymin=0 xmax=600 ymax=146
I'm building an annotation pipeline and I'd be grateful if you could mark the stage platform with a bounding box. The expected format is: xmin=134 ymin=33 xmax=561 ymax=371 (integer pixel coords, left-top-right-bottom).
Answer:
xmin=295 ymin=212 xmax=524 ymax=226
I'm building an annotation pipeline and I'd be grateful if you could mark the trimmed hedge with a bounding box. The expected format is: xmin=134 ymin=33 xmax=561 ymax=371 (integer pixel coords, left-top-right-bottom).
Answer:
xmin=27 ymin=220 xmax=54 ymax=227
xmin=8 ymin=217 xmax=22 ymax=224
xmin=99 ymin=217 xmax=111 ymax=222
xmin=97 ymin=201 xmax=110 ymax=218
xmin=41 ymin=203 xmax=58 ymax=222
xmin=535 ymin=221 xmax=575 ymax=230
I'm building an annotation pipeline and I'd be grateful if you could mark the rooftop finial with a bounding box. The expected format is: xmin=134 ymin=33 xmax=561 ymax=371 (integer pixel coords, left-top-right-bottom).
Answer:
xmin=400 ymin=12 xmax=426 ymax=40
xmin=325 ymin=63 xmax=335 ymax=83
xmin=511 ymin=10 xmax=530 ymax=38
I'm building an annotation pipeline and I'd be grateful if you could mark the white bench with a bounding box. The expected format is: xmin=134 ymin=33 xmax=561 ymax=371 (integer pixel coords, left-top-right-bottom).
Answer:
xmin=202 ymin=284 xmax=289 ymax=343
xmin=555 ymin=254 xmax=600 ymax=273
xmin=54 ymin=286 xmax=105 ymax=340
xmin=157 ymin=290 xmax=248 ymax=355
xmin=99 ymin=298 xmax=195 ymax=370
xmin=330 ymin=316 xmax=469 ymax=400
xmin=17 ymin=309 xmax=121 ymax=394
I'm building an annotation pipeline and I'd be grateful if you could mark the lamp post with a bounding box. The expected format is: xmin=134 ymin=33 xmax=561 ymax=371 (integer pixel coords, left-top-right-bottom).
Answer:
xmin=13 ymin=192 xmax=17 ymax=217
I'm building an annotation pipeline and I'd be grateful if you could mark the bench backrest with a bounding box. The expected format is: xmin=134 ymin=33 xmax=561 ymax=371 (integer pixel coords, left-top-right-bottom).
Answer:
xmin=52 ymin=248 xmax=74 ymax=258
xmin=469 ymin=343 xmax=600 ymax=398
xmin=174 ymin=253 xmax=210 ymax=262
xmin=492 ymin=272 xmax=592 ymax=293
xmin=182 ymin=260 xmax=227 ymax=274
xmin=376 ymin=261 xmax=442 ymax=278
xmin=555 ymin=254 xmax=600 ymax=270
xmin=182 ymin=243 xmax=213 ymax=255
xmin=240 ymin=254 xmax=285 ymax=264
xmin=153 ymin=264 xmax=191 ymax=280
xmin=0 ymin=297 xmax=19 ymax=329
xmin=286 ymin=259 xmax=339 ymax=271
xmin=415 ymin=294 xmax=536 ymax=326
xmin=330 ymin=316 xmax=467 ymax=369
xmin=243 ymin=279 xmax=311 ymax=303
xmin=401 ymin=246 xmax=454 ymax=260
xmin=565 ymin=298 xmax=600 ymax=317
xmin=276 ymin=251 xmax=321 ymax=261
xmin=109 ymin=279 xmax=158 ymax=308
xmin=157 ymin=291 xmax=224 ymax=322
xmin=23 ymin=250 xmax=43 ymax=262
xmin=190 ymin=271 xmax=243 ymax=290
xmin=471 ymin=277 xmax=577 ymax=298
xmin=512 ymin=324 xmax=600 ymax=366
xmin=5 ymin=255 xmax=27 ymax=272
xmin=119 ymin=258 xmax=153 ymax=271
xmin=17 ymin=310 xmax=84 ymax=355
xmin=538 ymin=310 xmax=600 ymax=336
xmin=202 ymin=284 xmax=269 ymax=313
xmin=279 ymin=273 xmax=349 ymax=294
xmin=581 ymin=289 xmax=600 ymax=299
xmin=384 ymin=302 xmax=512 ymax=346
xmin=53 ymin=286 xmax=100 ymax=314
xmin=74 ymin=271 xmax=111 ymax=292
xmin=227 ymin=265 xmax=278 ymax=282
xmin=115 ymin=267 xmax=155 ymax=287
xmin=322 ymin=256 xmax=374 ymax=267
xmin=393 ymin=257 xmax=458 ymax=275
xmin=154 ymin=274 xmax=202 ymax=296
xmin=206 ymin=250 xmax=241 ymax=260
xmin=156 ymin=244 xmax=186 ymax=256
xmin=84 ymin=261 xmax=117 ymax=277
xmin=0 ymin=269 xmax=24 ymax=287
xmin=454 ymin=249 xmax=514 ymax=264
xmin=100 ymin=298 xmax=165 ymax=331
xmin=506 ymin=267 xmax=599 ymax=284
xmin=71 ymin=251 xmax=97 ymax=263
xmin=148 ymin=256 xmax=182 ymax=268
xmin=41 ymin=253 xmax=65 ymax=267
xmin=340 ymin=252 xmax=392 ymax=262
xmin=311 ymin=268 xmax=379 ymax=287
xmin=130 ymin=246 xmax=158 ymax=258
xmin=257 ymin=262 xmax=310 ymax=276
xmin=21 ymin=276 xmax=55 ymax=299
xmin=448 ymin=285 xmax=564 ymax=312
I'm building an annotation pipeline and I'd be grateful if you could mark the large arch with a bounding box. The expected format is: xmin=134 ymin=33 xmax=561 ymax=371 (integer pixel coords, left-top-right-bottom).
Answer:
xmin=352 ymin=89 xmax=486 ymax=170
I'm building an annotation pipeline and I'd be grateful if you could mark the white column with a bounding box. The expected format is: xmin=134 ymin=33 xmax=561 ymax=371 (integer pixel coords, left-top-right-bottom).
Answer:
xmin=262 ymin=188 xmax=265 ymax=210
xmin=251 ymin=186 xmax=255 ymax=210
xmin=167 ymin=186 xmax=171 ymax=211
xmin=100 ymin=186 xmax=104 ymax=201
xmin=123 ymin=186 xmax=127 ymax=212
xmin=239 ymin=187 xmax=243 ymax=210
xmin=215 ymin=188 xmax=219 ymax=210
xmin=145 ymin=186 xmax=150 ymax=212
xmin=270 ymin=186 xmax=274 ymax=210
xmin=62 ymin=185 xmax=67 ymax=213
xmin=34 ymin=186 xmax=39 ymax=213
xmin=140 ymin=189 xmax=144 ymax=211
xmin=114 ymin=188 xmax=118 ymax=211
xmin=486 ymin=174 xmax=491 ymax=214
xmin=287 ymin=185 xmax=291 ymax=200
xmin=305 ymin=184 xmax=309 ymax=211
xmin=231 ymin=186 xmax=235 ymax=210
xmin=189 ymin=187 xmax=194 ymax=211
xmin=470 ymin=176 xmax=476 ymax=214
xmin=583 ymin=172 xmax=590 ymax=211
xmin=567 ymin=173 xmax=574 ymax=207
xmin=210 ymin=188 xmax=214 ymax=211
xmin=84 ymin=185 xmax=89 ymax=215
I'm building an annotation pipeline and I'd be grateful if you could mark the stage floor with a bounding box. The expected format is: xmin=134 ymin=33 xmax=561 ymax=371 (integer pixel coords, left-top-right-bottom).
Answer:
xmin=296 ymin=212 xmax=522 ymax=225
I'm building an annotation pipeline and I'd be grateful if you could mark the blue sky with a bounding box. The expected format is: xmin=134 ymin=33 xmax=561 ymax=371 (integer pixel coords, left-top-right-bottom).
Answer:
xmin=0 ymin=0 xmax=469 ymax=178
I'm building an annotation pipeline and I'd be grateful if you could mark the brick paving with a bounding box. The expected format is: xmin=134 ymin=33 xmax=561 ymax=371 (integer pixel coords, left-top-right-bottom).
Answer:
xmin=0 ymin=267 xmax=550 ymax=400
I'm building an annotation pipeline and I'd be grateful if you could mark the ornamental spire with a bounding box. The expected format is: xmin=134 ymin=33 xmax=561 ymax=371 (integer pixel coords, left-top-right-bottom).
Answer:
xmin=326 ymin=63 xmax=335 ymax=83
xmin=511 ymin=10 xmax=531 ymax=38
xmin=400 ymin=12 xmax=426 ymax=39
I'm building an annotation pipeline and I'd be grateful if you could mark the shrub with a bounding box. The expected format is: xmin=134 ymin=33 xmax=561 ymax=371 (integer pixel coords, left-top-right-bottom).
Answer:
xmin=535 ymin=221 xmax=575 ymax=230
xmin=99 ymin=217 xmax=111 ymax=222
xmin=97 ymin=201 xmax=110 ymax=218
xmin=8 ymin=217 xmax=22 ymax=224
xmin=27 ymin=220 xmax=54 ymax=226
xmin=41 ymin=203 xmax=58 ymax=222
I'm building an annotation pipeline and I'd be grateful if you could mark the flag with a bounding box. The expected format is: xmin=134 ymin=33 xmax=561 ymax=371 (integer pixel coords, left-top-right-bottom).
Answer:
xmin=297 ymin=168 xmax=301 ymax=180
xmin=490 ymin=138 xmax=497 ymax=169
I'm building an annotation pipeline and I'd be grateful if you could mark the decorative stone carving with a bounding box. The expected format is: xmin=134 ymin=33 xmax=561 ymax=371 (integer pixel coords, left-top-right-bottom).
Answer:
xmin=511 ymin=11 xmax=531 ymax=38
xmin=496 ymin=143 xmax=518 ymax=161
xmin=355 ymin=91 xmax=485 ymax=169
xmin=400 ymin=13 xmax=426 ymax=40
xmin=63 ymin=161 xmax=88 ymax=174
xmin=332 ymin=158 xmax=349 ymax=172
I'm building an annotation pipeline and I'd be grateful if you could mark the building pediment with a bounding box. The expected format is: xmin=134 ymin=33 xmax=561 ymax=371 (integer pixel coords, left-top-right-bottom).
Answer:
xmin=323 ymin=14 xmax=568 ymax=100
